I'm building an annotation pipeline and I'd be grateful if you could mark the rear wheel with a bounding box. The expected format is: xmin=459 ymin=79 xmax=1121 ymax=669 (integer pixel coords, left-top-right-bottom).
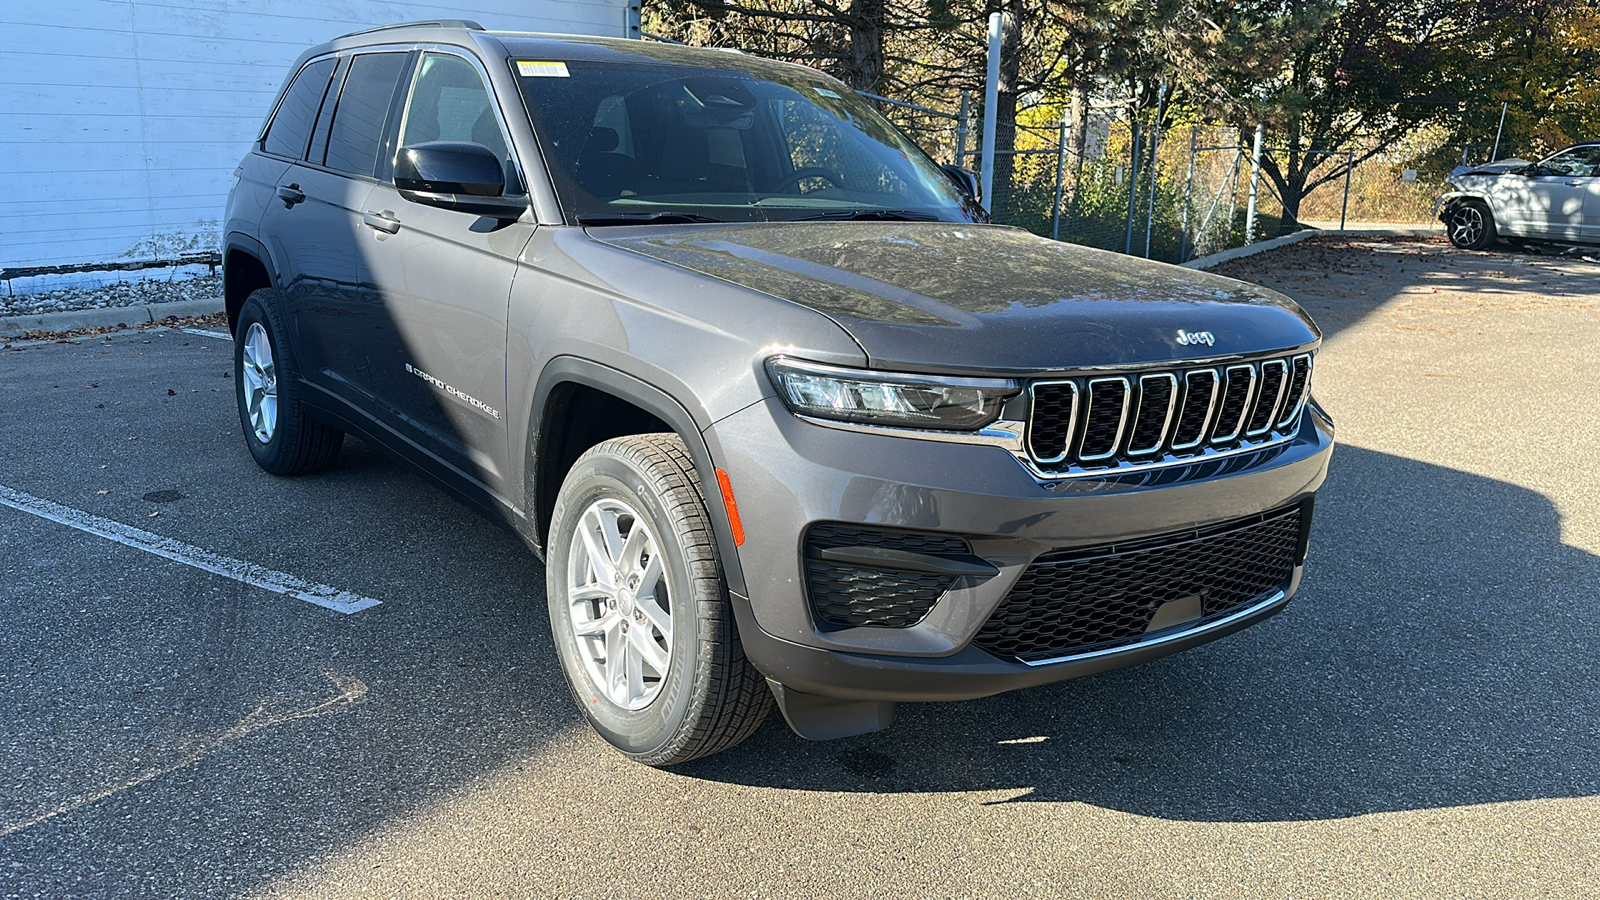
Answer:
xmin=1446 ymin=200 xmax=1496 ymax=250
xmin=546 ymin=434 xmax=771 ymax=766
xmin=233 ymin=288 xmax=343 ymax=475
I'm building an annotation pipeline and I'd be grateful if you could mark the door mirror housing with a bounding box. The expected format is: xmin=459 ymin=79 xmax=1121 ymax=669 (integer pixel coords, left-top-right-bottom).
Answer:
xmin=395 ymin=141 xmax=526 ymax=219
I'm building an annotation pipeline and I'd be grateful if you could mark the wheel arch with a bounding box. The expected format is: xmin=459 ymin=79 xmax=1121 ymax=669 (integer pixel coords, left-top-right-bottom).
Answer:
xmin=222 ymin=233 xmax=280 ymax=336
xmin=527 ymin=357 xmax=749 ymax=596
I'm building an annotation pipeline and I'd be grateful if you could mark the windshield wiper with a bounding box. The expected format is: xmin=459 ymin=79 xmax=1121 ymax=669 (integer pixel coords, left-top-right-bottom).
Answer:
xmin=792 ymin=208 xmax=941 ymax=222
xmin=576 ymin=212 xmax=724 ymax=226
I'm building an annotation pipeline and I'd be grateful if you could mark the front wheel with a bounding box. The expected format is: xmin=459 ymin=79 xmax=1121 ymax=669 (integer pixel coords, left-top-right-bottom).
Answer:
xmin=1446 ymin=200 xmax=1496 ymax=250
xmin=546 ymin=434 xmax=771 ymax=766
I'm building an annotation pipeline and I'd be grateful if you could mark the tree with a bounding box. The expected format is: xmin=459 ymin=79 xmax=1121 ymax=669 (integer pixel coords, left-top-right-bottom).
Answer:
xmin=1183 ymin=0 xmax=1598 ymax=231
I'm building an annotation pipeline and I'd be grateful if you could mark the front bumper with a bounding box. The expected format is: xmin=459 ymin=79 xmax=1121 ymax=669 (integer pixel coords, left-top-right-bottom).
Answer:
xmin=706 ymin=395 xmax=1335 ymax=701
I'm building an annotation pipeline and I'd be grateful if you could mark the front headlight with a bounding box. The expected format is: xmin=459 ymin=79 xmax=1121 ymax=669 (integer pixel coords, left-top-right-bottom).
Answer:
xmin=765 ymin=357 xmax=1020 ymax=431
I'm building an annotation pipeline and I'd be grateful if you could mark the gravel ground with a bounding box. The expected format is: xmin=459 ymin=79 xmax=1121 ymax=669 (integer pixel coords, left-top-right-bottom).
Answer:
xmin=1 ymin=272 xmax=221 ymax=317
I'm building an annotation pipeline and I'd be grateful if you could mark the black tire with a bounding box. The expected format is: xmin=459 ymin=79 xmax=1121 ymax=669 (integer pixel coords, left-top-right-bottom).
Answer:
xmin=233 ymin=288 xmax=343 ymax=476
xmin=546 ymin=433 xmax=771 ymax=766
xmin=1446 ymin=199 xmax=1496 ymax=250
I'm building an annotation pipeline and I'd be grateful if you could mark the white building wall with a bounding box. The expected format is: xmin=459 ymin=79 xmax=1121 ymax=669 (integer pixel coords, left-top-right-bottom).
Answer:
xmin=0 ymin=0 xmax=636 ymax=291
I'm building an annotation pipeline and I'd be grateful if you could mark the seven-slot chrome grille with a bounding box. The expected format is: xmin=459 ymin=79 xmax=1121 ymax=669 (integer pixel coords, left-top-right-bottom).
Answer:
xmin=1026 ymin=353 xmax=1312 ymax=475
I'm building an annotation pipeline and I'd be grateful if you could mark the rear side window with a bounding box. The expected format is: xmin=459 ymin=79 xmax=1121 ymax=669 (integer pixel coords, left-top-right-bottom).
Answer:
xmin=324 ymin=52 xmax=409 ymax=177
xmin=262 ymin=58 xmax=336 ymax=160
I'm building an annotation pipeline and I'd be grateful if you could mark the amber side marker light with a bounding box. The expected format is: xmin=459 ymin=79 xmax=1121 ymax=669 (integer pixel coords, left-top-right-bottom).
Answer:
xmin=714 ymin=468 xmax=745 ymax=547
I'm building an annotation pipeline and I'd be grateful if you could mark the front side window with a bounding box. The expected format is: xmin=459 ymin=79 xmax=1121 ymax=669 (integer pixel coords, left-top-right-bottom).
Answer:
xmin=514 ymin=59 xmax=973 ymax=224
xmin=324 ymin=52 xmax=409 ymax=177
xmin=263 ymin=58 xmax=336 ymax=160
xmin=397 ymin=53 xmax=516 ymax=189
xmin=1537 ymin=146 xmax=1600 ymax=178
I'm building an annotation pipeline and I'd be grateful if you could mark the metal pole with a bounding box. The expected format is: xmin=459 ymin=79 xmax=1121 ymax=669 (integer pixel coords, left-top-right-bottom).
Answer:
xmin=1143 ymin=80 xmax=1168 ymax=259
xmin=1052 ymin=114 xmax=1068 ymax=240
xmin=956 ymin=91 xmax=970 ymax=165
xmin=1179 ymin=130 xmax=1198 ymax=262
xmin=1244 ymin=122 xmax=1264 ymax=245
xmin=1340 ymin=150 xmax=1352 ymax=231
xmin=1125 ymin=121 xmax=1141 ymax=254
xmin=980 ymin=13 xmax=1001 ymax=212
xmin=1490 ymin=101 xmax=1508 ymax=161
xmin=625 ymin=1 xmax=641 ymax=39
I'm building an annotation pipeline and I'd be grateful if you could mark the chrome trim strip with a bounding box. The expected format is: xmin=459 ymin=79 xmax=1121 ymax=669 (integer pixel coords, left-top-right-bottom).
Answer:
xmin=1210 ymin=363 xmax=1257 ymax=444
xmin=1077 ymin=377 xmax=1132 ymax=462
xmin=1127 ymin=373 xmax=1178 ymax=456
xmin=795 ymin=414 xmax=1027 ymax=451
xmin=1012 ymin=431 xmax=1294 ymax=480
xmin=1026 ymin=380 xmax=1078 ymax=464
xmin=1169 ymin=368 xmax=1220 ymax=451
xmin=1017 ymin=589 xmax=1291 ymax=667
xmin=1246 ymin=359 xmax=1290 ymax=437
xmin=1276 ymin=353 xmax=1314 ymax=429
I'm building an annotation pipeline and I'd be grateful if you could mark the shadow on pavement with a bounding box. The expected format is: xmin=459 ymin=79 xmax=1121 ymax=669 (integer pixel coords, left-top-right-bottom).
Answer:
xmin=682 ymin=445 xmax=1600 ymax=822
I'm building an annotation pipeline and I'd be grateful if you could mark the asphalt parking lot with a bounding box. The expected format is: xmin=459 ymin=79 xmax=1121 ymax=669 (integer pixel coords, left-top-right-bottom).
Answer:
xmin=2 ymin=235 xmax=1598 ymax=898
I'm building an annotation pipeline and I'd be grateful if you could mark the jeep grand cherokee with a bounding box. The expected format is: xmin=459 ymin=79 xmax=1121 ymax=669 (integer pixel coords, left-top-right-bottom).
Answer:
xmin=223 ymin=21 xmax=1335 ymax=765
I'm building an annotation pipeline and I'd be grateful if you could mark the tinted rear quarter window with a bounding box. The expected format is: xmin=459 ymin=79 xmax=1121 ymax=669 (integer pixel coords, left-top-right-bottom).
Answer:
xmin=262 ymin=58 xmax=336 ymax=160
xmin=324 ymin=52 xmax=409 ymax=177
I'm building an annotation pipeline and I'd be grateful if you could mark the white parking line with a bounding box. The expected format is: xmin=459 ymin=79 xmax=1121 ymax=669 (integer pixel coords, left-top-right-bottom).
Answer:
xmin=0 ymin=485 xmax=381 ymax=614
xmin=179 ymin=327 xmax=232 ymax=340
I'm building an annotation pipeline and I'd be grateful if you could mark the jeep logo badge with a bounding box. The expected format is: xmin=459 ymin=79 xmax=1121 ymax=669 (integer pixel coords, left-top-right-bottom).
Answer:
xmin=1175 ymin=329 xmax=1215 ymax=347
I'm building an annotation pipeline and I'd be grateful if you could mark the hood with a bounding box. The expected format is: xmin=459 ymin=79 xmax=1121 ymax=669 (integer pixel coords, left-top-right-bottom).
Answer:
xmin=1448 ymin=157 xmax=1532 ymax=178
xmin=593 ymin=222 xmax=1319 ymax=374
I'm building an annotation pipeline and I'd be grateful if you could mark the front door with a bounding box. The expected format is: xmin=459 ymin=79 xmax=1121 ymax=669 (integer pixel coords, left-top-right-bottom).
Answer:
xmin=359 ymin=50 xmax=536 ymax=499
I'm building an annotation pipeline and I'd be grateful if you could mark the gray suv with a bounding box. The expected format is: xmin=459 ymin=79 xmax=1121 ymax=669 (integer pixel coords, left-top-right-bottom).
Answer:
xmin=224 ymin=21 xmax=1335 ymax=765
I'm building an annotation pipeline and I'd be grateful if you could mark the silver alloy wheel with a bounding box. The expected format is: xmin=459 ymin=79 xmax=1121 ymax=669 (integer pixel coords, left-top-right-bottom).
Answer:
xmin=241 ymin=322 xmax=278 ymax=444
xmin=1449 ymin=204 xmax=1486 ymax=247
xmin=566 ymin=497 xmax=673 ymax=710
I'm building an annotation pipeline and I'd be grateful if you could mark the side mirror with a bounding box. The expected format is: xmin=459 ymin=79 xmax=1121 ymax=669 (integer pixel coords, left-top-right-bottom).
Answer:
xmin=395 ymin=142 xmax=526 ymax=219
xmin=941 ymin=164 xmax=981 ymax=204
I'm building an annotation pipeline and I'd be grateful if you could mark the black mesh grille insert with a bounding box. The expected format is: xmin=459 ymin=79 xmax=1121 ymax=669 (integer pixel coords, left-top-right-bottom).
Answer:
xmin=805 ymin=524 xmax=970 ymax=628
xmin=1027 ymin=382 xmax=1076 ymax=461
xmin=973 ymin=506 xmax=1303 ymax=661
xmin=1279 ymin=356 xmax=1312 ymax=427
xmin=1127 ymin=375 xmax=1174 ymax=453
xmin=1245 ymin=361 xmax=1288 ymax=434
xmin=1079 ymin=379 xmax=1128 ymax=459
xmin=1213 ymin=366 xmax=1254 ymax=440
xmin=1170 ymin=371 xmax=1217 ymax=447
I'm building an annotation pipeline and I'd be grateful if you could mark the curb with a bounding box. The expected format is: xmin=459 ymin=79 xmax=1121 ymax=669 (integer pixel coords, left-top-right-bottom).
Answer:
xmin=1182 ymin=224 xmax=1444 ymax=271
xmin=0 ymin=297 xmax=225 ymax=336
xmin=1180 ymin=231 xmax=1317 ymax=270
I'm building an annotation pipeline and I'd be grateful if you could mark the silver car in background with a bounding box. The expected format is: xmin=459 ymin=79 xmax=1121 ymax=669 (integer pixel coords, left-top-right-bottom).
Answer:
xmin=1438 ymin=142 xmax=1600 ymax=249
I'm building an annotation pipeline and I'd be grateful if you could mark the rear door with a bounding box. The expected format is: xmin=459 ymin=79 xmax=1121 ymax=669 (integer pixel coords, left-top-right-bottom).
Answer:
xmin=358 ymin=49 xmax=536 ymax=497
xmin=261 ymin=51 xmax=412 ymax=405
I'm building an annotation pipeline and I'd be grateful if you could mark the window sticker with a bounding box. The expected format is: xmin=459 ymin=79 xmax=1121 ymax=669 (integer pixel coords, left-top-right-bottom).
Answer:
xmin=813 ymin=87 xmax=842 ymax=99
xmin=517 ymin=60 xmax=570 ymax=77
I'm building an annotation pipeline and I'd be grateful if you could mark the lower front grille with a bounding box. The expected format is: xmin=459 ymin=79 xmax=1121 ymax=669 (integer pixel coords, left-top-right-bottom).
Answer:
xmin=973 ymin=505 xmax=1306 ymax=662
xmin=804 ymin=524 xmax=970 ymax=628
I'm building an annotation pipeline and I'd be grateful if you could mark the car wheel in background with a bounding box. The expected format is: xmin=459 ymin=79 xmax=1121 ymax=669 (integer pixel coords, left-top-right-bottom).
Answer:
xmin=546 ymin=433 xmax=772 ymax=766
xmin=233 ymin=287 xmax=344 ymax=476
xmin=1446 ymin=200 xmax=1496 ymax=250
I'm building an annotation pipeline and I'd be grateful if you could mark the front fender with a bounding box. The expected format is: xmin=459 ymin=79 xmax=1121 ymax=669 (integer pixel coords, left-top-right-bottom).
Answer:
xmin=1434 ymin=190 xmax=1487 ymax=220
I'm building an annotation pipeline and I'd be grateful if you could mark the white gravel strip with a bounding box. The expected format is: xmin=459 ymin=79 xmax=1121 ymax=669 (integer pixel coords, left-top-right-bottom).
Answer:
xmin=1 ymin=272 xmax=221 ymax=317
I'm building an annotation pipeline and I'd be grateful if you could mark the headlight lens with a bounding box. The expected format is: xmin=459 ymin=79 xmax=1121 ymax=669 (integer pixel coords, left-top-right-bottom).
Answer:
xmin=765 ymin=357 xmax=1020 ymax=431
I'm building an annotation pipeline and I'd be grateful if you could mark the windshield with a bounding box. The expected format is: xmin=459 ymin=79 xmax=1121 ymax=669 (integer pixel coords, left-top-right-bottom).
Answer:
xmin=512 ymin=58 xmax=977 ymax=224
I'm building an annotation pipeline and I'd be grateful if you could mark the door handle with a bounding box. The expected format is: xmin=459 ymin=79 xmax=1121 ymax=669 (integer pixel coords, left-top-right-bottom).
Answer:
xmin=276 ymin=183 xmax=305 ymax=208
xmin=1566 ymin=180 xmax=1586 ymax=187
xmin=362 ymin=210 xmax=402 ymax=234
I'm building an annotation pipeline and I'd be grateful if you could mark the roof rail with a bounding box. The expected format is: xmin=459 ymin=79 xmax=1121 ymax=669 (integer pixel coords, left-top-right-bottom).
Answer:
xmin=340 ymin=20 xmax=484 ymax=39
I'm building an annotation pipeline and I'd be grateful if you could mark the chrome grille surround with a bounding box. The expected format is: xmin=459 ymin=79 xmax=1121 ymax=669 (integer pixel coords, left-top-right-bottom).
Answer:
xmin=1023 ymin=351 xmax=1314 ymax=478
